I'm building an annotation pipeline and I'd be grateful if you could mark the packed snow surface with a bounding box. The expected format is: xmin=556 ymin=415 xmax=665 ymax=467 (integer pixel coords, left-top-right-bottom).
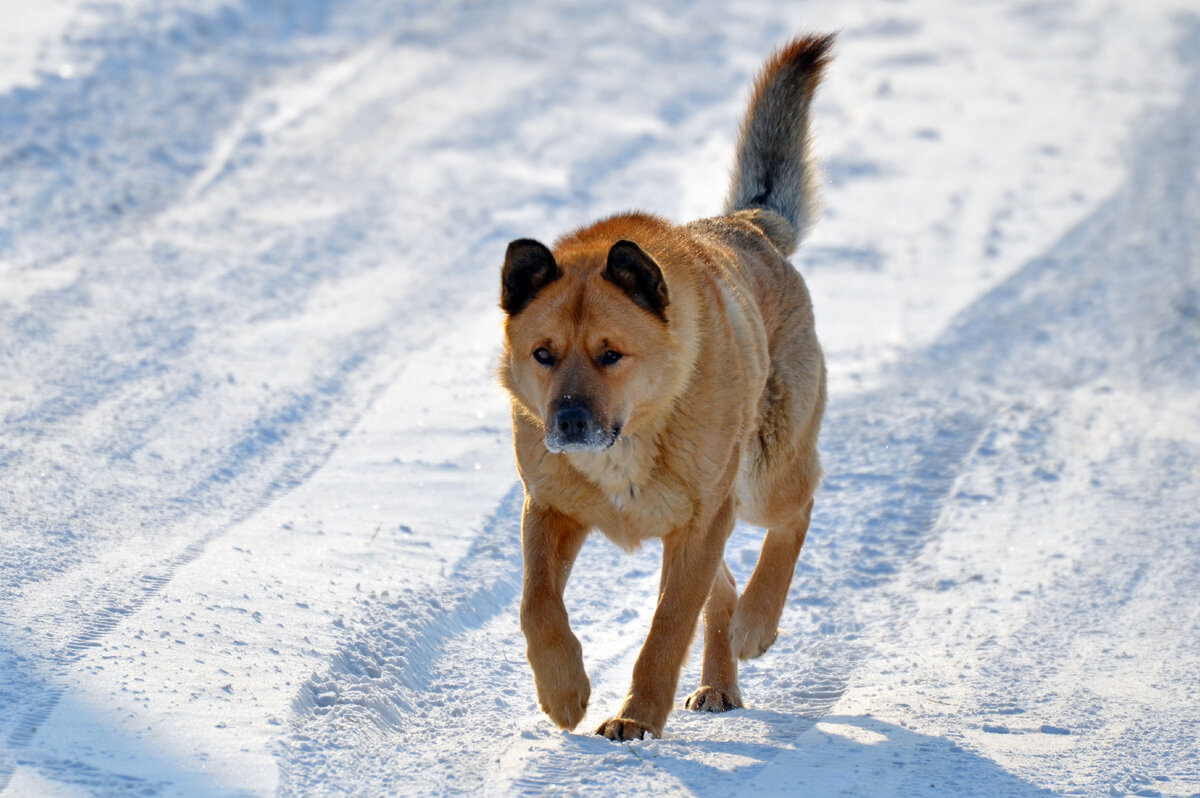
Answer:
xmin=1 ymin=1 xmax=1198 ymax=795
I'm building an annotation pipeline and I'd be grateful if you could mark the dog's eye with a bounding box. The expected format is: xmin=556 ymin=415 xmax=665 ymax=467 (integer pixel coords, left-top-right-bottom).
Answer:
xmin=533 ymin=347 xmax=555 ymax=366
xmin=599 ymin=349 xmax=623 ymax=367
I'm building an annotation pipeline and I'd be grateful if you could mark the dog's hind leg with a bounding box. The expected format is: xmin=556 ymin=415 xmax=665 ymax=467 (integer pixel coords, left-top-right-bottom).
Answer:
xmin=731 ymin=498 xmax=813 ymax=660
xmin=686 ymin=560 xmax=743 ymax=712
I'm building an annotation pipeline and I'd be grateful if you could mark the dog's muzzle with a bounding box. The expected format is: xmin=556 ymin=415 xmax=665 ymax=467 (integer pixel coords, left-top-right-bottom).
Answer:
xmin=545 ymin=400 xmax=618 ymax=453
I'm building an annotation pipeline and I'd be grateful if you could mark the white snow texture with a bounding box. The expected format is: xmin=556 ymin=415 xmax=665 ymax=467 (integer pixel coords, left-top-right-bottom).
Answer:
xmin=1 ymin=1 xmax=1198 ymax=796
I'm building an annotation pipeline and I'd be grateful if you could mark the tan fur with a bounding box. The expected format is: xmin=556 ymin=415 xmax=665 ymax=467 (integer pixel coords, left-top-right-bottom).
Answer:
xmin=500 ymin=36 xmax=832 ymax=741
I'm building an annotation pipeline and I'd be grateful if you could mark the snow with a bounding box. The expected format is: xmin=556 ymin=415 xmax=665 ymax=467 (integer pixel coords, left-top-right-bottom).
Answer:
xmin=1 ymin=1 xmax=1198 ymax=795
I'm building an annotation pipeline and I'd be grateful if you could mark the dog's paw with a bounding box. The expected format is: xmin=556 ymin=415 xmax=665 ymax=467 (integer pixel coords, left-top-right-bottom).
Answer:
xmin=730 ymin=601 xmax=781 ymax=660
xmin=685 ymin=685 xmax=743 ymax=713
xmin=528 ymin=633 xmax=591 ymax=730
xmin=595 ymin=717 xmax=657 ymax=741
xmin=536 ymin=671 xmax=590 ymax=731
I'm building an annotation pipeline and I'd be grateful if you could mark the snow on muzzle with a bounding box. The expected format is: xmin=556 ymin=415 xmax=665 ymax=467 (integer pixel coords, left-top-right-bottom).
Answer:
xmin=544 ymin=397 xmax=620 ymax=453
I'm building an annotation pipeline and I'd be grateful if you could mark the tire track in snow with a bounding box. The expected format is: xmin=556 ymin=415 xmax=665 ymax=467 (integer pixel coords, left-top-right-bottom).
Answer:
xmin=0 ymin=0 xmax=420 ymax=270
xmin=0 ymin=1 xmax=552 ymax=785
xmin=0 ymin=327 xmax=399 ymax=793
xmin=0 ymin=0 xmax=462 ymax=587
xmin=275 ymin=485 xmax=526 ymax=796
xmin=896 ymin=22 xmax=1200 ymax=793
xmin=0 ymin=278 xmax=505 ymax=791
xmin=0 ymin=69 xmax=451 ymax=798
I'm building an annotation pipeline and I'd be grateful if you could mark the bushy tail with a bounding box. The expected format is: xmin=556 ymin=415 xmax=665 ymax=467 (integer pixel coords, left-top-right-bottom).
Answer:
xmin=724 ymin=34 xmax=835 ymax=255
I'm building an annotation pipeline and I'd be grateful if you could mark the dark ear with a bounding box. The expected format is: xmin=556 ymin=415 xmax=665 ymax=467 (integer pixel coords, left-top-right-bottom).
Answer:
xmin=602 ymin=240 xmax=669 ymax=321
xmin=501 ymin=239 xmax=562 ymax=316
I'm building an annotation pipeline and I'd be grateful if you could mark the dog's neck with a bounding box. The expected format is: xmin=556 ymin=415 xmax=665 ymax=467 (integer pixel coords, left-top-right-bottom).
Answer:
xmin=565 ymin=431 xmax=651 ymax=502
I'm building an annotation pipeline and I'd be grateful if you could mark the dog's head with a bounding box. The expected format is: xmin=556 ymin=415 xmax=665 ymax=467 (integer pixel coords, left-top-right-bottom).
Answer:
xmin=500 ymin=236 xmax=677 ymax=454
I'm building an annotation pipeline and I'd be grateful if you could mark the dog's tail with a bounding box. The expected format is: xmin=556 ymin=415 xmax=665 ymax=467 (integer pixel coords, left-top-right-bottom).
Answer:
xmin=724 ymin=34 xmax=834 ymax=256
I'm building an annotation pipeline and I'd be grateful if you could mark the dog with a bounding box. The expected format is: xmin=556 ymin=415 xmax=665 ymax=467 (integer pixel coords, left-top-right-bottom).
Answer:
xmin=499 ymin=34 xmax=832 ymax=741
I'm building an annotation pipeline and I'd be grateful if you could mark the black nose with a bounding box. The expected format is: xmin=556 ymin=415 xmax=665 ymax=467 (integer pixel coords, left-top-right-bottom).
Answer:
xmin=554 ymin=406 xmax=591 ymax=440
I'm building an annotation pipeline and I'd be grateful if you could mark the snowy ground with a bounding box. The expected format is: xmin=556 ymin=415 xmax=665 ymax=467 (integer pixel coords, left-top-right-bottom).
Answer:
xmin=1 ymin=1 xmax=1198 ymax=795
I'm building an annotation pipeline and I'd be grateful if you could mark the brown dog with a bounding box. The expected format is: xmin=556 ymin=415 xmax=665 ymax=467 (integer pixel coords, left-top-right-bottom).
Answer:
xmin=499 ymin=35 xmax=832 ymax=741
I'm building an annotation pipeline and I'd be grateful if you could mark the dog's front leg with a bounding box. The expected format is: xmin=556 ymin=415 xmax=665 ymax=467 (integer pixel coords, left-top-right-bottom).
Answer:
xmin=597 ymin=495 xmax=736 ymax=740
xmin=520 ymin=497 xmax=591 ymax=730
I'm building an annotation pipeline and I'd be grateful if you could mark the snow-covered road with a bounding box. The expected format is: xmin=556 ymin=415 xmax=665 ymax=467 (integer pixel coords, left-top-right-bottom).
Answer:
xmin=1 ymin=1 xmax=1197 ymax=795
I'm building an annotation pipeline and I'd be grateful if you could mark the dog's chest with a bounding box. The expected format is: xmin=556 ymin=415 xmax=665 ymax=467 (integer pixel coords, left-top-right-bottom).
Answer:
xmin=597 ymin=481 xmax=691 ymax=549
xmin=565 ymin=441 xmax=692 ymax=543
